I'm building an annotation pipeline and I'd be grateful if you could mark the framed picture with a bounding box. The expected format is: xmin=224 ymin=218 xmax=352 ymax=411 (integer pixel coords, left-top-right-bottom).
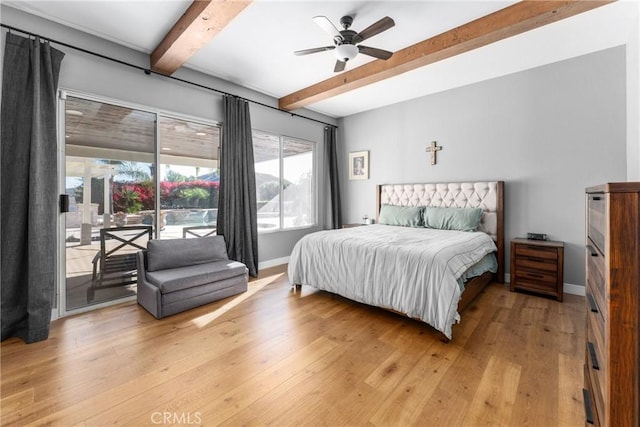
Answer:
xmin=349 ymin=150 xmax=369 ymax=180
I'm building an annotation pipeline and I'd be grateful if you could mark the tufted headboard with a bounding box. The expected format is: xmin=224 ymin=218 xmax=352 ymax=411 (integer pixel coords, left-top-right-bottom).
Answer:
xmin=376 ymin=181 xmax=504 ymax=283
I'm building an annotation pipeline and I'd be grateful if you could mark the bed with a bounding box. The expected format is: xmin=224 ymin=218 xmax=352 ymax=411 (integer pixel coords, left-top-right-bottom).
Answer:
xmin=288 ymin=181 xmax=504 ymax=340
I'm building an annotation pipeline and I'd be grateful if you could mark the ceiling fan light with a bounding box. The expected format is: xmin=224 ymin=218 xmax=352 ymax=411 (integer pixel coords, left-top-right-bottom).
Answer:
xmin=333 ymin=44 xmax=358 ymax=62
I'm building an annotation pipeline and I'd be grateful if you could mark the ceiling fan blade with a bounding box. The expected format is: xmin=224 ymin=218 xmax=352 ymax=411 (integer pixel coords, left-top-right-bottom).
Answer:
xmin=353 ymin=16 xmax=395 ymax=43
xmin=358 ymin=45 xmax=393 ymax=60
xmin=294 ymin=46 xmax=335 ymax=56
xmin=313 ymin=16 xmax=342 ymax=40
xmin=334 ymin=60 xmax=346 ymax=73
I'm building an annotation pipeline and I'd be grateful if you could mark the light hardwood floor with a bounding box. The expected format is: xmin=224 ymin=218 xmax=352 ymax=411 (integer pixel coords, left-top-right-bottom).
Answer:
xmin=1 ymin=265 xmax=585 ymax=426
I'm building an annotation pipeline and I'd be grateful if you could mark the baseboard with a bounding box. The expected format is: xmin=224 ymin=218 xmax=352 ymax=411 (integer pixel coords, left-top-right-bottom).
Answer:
xmin=563 ymin=282 xmax=585 ymax=296
xmin=259 ymin=256 xmax=289 ymax=270
xmin=504 ymin=273 xmax=585 ymax=296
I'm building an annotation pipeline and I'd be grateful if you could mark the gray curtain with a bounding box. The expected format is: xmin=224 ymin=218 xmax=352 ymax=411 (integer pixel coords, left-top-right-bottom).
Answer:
xmin=217 ymin=95 xmax=258 ymax=277
xmin=325 ymin=126 xmax=342 ymax=229
xmin=1 ymin=33 xmax=65 ymax=343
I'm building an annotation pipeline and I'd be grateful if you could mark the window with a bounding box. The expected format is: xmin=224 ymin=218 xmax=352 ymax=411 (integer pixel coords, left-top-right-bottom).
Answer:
xmin=253 ymin=130 xmax=316 ymax=231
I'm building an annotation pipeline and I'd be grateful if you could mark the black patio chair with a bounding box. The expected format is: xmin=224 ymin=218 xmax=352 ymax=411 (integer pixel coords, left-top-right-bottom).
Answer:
xmin=182 ymin=225 xmax=217 ymax=238
xmin=87 ymin=226 xmax=152 ymax=302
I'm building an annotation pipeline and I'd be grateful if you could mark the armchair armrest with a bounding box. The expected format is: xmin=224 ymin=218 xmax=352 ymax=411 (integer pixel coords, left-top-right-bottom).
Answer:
xmin=136 ymin=250 xmax=162 ymax=318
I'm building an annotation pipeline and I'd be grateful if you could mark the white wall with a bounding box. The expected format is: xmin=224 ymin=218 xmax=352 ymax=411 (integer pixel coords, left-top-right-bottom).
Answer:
xmin=0 ymin=5 xmax=337 ymax=267
xmin=338 ymin=47 xmax=627 ymax=288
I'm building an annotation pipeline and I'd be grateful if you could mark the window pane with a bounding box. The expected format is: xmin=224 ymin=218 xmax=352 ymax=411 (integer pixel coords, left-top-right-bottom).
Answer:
xmin=283 ymin=137 xmax=314 ymax=228
xmin=253 ymin=131 xmax=316 ymax=232
xmin=158 ymin=117 xmax=220 ymax=239
xmin=253 ymin=131 xmax=281 ymax=231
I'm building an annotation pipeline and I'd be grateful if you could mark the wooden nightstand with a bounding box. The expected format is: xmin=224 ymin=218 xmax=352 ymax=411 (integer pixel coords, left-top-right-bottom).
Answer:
xmin=510 ymin=238 xmax=564 ymax=301
xmin=342 ymin=223 xmax=365 ymax=228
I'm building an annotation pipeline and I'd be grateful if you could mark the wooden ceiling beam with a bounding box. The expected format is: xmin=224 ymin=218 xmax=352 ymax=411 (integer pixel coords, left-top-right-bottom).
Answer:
xmin=279 ymin=0 xmax=614 ymax=111
xmin=151 ymin=0 xmax=252 ymax=75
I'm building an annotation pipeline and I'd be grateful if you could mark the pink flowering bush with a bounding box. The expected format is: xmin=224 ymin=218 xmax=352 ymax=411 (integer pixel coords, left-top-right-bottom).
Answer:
xmin=112 ymin=180 xmax=219 ymax=213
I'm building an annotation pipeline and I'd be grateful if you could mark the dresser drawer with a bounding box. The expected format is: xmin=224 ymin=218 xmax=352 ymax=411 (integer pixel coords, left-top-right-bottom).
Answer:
xmin=586 ymin=321 xmax=606 ymax=425
xmin=587 ymin=305 xmax=606 ymax=379
xmin=586 ymin=246 xmax=607 ymax=322
xmin=587 ymin=193 xmax=606 ymax=254
xmin=586 ymin=290 xmax=606 ymax=337
xmin=584 ymin=366 xmax=602 ymax=426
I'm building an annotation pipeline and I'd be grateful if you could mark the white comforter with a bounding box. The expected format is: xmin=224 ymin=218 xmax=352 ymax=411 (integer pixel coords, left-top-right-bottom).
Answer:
xmin=288 ymin=224 xmax=497 ymax=339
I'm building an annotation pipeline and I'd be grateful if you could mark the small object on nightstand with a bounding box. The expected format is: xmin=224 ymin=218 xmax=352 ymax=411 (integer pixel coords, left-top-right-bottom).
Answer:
xmin=526 ymin=232 xmax=547 ymax=241
xmin=510 ymin=238 xmax=564 ymax=301
xmin=362 ymin=214 xmax=370 ymax=225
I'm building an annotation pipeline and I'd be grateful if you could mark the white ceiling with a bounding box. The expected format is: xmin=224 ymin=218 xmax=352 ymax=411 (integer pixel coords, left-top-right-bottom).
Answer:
xmin=3 ymin=0 xmax=635 ymax=118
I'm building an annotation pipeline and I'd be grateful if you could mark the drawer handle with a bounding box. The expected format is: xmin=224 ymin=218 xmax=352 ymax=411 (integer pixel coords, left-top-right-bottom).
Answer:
xmin=590 ymin=196 xmax=602 ymax=201
xmin=586 ymin=245 xmax=599 ymax=257
xmin=587 ymin=294 xmax=599 ymax=313
xmin=523 ymin=256 xmax=553 ymax=263
xmin=582 ymin=388 xmax=595 ymax=425
xmin=587 ymin=342 xmax=600 ymax=370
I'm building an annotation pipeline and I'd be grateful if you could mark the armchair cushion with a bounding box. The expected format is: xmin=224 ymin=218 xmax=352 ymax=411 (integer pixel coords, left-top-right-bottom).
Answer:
xmin=146 ymin=236 xmax=228 ymax=272
xmin=146 ymin=260 xmax=247 ymax=294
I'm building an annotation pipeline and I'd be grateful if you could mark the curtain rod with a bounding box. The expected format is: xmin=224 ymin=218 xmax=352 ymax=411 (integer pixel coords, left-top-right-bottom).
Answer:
xmin=0 ymin=23 xmax=338 ymax=129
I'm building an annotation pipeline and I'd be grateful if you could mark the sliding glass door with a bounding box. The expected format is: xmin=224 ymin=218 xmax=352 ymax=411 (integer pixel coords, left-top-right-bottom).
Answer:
xmin=60 ymin=94 xmax=221 ymax=314
xmin=63 ymin=96 xmax=155 ymax=311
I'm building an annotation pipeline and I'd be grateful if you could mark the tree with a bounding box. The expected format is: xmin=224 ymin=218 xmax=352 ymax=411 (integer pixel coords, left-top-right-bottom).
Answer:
xmin=178 ymin=187 xmax=209 ymax=208
xmin=258 ymin=180 xmax=280 ymax=203
xmin=166 ymin=170 xmax=187 ymax=182
xmin=116 ymin=161 xmax=152 ymax=182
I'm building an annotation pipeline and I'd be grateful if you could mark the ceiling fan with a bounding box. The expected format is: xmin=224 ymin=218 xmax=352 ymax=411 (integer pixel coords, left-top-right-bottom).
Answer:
xmin=294 ymin=15 xmax=395 ymax=73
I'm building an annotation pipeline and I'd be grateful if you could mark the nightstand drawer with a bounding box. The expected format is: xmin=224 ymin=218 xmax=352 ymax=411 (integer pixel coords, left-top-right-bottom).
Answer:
xmin=511 ymin=278 xmax=558 ymax=295
xmin=514 ymin=244 xmax=558 ymax=260
xmin=514 ymin=256 xmax=558 ymax=273
xmin=513 ymin=268 xmax=557 ymax=284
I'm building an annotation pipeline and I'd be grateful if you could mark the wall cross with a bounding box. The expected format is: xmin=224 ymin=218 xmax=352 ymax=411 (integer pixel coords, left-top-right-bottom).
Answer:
xmin=425 ymin=141 xmax=443 ymax=165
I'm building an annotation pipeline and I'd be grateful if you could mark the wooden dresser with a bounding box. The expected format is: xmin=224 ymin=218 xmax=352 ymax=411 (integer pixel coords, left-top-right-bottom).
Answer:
xmin=583 ymin=183 xmax=640 ymax=427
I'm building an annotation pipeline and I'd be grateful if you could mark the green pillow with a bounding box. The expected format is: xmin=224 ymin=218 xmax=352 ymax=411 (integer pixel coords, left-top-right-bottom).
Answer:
xmin=378 ymin=205 xmax=424 ymax=227
xmin=423 ymin=207 xmax=483 ymax=232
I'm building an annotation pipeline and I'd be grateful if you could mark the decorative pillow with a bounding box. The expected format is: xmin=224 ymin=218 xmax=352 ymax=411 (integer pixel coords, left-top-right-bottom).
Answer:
xmin=378 ymin=205 xmax=424 ymax=227
xmin=146 ymin=236 xmax=228 ymax=272
xmin=423 ymin=207 xmax=483 ymax=232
